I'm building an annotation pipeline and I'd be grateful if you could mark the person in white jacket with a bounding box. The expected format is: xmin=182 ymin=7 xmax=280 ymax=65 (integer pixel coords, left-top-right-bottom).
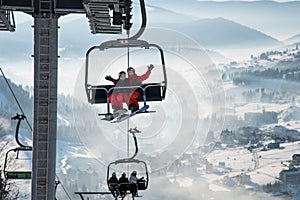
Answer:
xmin=129 ymin=171 xmax=144 ymax=197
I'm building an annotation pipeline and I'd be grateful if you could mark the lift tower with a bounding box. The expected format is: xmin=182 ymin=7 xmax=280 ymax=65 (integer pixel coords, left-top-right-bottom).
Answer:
xmin=32 ymin=2 xmax=58 ymax=199
xmin=0 ymin=0 xmax=133 ymax=199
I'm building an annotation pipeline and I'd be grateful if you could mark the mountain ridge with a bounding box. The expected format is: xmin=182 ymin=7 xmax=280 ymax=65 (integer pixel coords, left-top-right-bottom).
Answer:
xmin=147 ymin=0 xmax=300 ymax=40
xmin=285 ymin=34 xmax=300 ymax=45
xmin=155 ymin=17 xmax=282 ymax=49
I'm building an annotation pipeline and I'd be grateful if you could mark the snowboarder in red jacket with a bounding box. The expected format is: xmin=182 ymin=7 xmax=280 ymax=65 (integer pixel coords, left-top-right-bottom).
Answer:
xmin=127 ymin=64 xmax=154 ymax=112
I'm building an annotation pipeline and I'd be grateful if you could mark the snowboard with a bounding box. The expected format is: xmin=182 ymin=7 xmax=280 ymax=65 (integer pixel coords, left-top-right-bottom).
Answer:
xmin=111 ymin=105 xmax=149 ymax=123
xmin=101 ymin=108 xmax=128 ymax=121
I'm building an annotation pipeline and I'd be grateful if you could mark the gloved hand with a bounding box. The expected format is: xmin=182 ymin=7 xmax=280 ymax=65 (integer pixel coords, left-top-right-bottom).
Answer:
xmin=147 ymin=64 xmax=154 ymax=71
xmin=105 ymin=75 xmax=112 ymax=81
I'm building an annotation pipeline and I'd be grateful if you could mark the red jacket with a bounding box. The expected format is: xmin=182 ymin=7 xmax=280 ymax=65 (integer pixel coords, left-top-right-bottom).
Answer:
xmin=128 ymin=70 xmax=151 ymax=86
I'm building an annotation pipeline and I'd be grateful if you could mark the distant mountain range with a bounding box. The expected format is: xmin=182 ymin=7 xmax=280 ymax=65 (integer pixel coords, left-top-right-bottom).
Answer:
xmin=285 ymin=34 xmax=300 ymax=45
xmin=147 ymin=0 xmax=300 ymax=40
xmin=157 ymin=17 xmax=282 ymax=49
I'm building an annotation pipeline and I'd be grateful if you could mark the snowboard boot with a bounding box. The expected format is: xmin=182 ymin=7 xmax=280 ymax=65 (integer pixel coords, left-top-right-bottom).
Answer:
xmin=128 ymin=104 xmax=139 ymax=113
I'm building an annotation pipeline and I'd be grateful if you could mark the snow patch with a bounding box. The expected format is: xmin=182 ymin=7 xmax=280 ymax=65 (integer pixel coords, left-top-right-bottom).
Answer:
xmin=60 ymin=156 xmax=72 ymax=175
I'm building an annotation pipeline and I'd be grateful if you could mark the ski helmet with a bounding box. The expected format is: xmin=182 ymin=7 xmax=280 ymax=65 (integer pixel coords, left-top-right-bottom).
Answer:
xmin=127 ymin=67 xmax=135 ymax=74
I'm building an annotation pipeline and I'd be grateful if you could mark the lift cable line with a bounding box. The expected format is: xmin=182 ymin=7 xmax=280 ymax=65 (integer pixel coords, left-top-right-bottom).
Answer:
xmin=0 ymin=68 xmax=33 ymax=131
xmin=127 ymin=30 xmax=130 ymax=176
xmin=55 ymin=175 xmax=72 ymax=200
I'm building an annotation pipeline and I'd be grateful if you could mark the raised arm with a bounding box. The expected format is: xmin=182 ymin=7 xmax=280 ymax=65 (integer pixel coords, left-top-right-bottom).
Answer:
xmin=105 ymin=75 xmax=117 ymax=84
xmin=137 ymin=64 xmax=154 ymax=82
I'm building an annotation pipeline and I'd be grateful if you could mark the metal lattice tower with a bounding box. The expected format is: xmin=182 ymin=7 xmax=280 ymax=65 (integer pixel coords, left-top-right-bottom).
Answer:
xmin=32 ymin=2 xmax=58 ymax=198
xmin=0 ymin=0 xmax=133 ymax=199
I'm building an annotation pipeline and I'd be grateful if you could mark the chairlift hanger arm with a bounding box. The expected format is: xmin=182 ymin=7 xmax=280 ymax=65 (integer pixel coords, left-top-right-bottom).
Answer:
xmin=128 ymin=131 xmax=138 ymax=160
xmin=11 ymin=113 xmax=32 ymax=148
xmin=108 ymin=131 xmax=139 ymax=164
xmin=127 ymin=0 xmax=146 ymax=40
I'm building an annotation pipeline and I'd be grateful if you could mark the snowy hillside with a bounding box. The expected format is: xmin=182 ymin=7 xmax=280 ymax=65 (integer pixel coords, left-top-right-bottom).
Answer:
xmin=221 ymin=48 xmax=300 ymax=131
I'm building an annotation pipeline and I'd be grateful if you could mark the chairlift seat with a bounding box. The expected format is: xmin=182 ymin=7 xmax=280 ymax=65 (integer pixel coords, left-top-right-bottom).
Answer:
xmin=91 ymin=83 xmax=164 ymax=104
xmin=137 ymin=179 xmax=147 ymax=190
xmin=111 ymin=182 xmax=146 ymax=192
xmin=6 ymin=171 xmax=31 ymax=179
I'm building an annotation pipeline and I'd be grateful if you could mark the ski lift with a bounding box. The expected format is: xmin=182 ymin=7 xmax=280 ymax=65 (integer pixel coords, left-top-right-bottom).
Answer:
xmin=106 ymin=128 xmax=149 ymax=199
xmin=2 ymin=114 xmax=32 ymax=180
xmin=107 ymin=158 xmax=149 ymax=198
xmin=84 ymin=38 xmax=167 ymax=114
xmin=3 ymin=147 xmax=32 ymax=180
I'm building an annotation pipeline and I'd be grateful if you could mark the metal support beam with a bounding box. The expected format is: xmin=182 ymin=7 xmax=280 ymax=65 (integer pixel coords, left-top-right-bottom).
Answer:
xmin=0 ymin=10 xmax=15 ymax=31
xmin=31 ymin=13 xmax=58 ymax=200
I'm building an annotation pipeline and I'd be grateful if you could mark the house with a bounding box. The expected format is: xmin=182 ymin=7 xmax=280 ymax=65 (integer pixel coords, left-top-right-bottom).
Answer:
xmin=279 ymin=168 xmax=300 ymax=195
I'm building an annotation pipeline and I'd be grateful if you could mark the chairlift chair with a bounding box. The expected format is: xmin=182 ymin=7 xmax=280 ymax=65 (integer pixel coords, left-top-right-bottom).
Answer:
xmin=85 ymin=39 xmax=167 ymax=114
xmin=2 ymin=114 xmax=32 ymax=180
xmin=3 ymin=147 xmax=32 ymax=180
xmin=107 ymin=158 xmax=149 ymax=198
